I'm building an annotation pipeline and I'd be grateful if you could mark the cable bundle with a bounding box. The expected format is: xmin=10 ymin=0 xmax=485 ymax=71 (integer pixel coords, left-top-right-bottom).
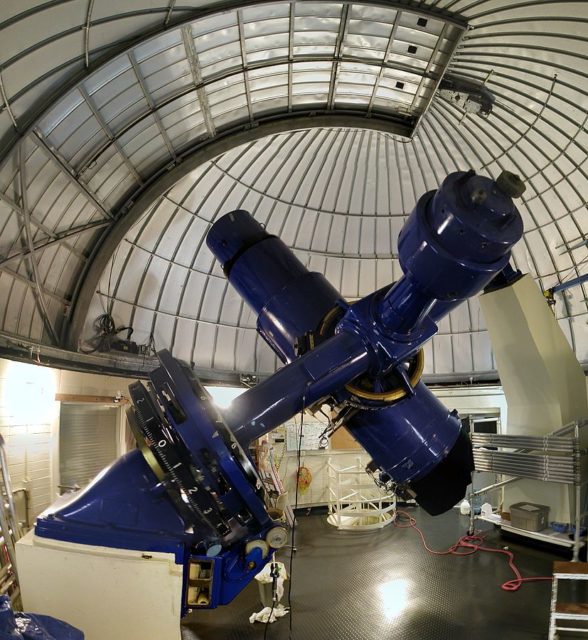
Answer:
xmin=394 ymin=510 xmax=553 ymax=591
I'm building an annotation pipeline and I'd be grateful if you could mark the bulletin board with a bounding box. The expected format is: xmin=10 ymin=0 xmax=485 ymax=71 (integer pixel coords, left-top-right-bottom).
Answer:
xmin=285 ymin=418 xmax=327 ymax=451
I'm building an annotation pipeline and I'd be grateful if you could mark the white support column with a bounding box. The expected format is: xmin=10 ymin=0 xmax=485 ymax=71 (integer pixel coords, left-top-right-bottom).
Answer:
xmin=480 ymin=274 xmax=588 ymax=522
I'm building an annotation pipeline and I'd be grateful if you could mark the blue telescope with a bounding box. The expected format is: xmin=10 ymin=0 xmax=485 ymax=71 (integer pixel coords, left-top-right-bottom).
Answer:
xmin=32 ymin=170 xmax=524 ymax=611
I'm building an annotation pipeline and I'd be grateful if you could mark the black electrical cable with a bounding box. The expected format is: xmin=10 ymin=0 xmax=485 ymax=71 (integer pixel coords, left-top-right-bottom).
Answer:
xmin=79 ymin=314 xmax=115 ymax=354
xmin=79 ymin=313 xmax=134 ymax=354
xmin=263 ymin=561 xmax=279 ymax=640
xmin=263 ymin=596 xmax=275 ymax=640
xmin=286 ymin=397 xmax=305 ymax=640
xmin=263 ymin=399 xmax=305 ymax=640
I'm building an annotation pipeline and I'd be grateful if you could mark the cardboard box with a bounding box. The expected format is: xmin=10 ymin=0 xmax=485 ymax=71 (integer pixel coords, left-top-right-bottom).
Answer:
xmin=330 ymin=426 xmax=363 ymax=450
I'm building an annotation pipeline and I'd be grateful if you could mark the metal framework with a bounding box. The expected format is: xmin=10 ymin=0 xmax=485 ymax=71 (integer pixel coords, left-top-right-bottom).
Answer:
xmin=549 ymin=562 xmax=588 ymax=639
xmin=327 ymin=456 xmax=396 ymax=531
xmin=64 ymin=114 xmax=414 ymax=352
xmin=0 ymin=0 xmax=585 ymax=380
xmin=0 ymin=434 xmax=22 ymax=607
xmin=468 ymin=420 xmax=588 ymax=562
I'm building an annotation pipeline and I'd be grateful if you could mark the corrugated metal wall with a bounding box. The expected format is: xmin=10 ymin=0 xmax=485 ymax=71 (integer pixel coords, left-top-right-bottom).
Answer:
xmin=0 ymin=358 xmax=134 ymax=525
xmin=59 ymin=404 xmax=119 ymax=489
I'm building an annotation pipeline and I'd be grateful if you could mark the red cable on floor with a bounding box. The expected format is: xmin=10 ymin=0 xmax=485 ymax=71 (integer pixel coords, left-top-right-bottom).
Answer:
xmin=394 ymin=510 xmax=553 ymax=591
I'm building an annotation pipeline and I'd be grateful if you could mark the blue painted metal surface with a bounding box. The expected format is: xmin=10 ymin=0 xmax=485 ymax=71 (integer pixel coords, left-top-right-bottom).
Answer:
xmin=378 ymin=171 xmax=522 ymax=332
xmin=212 ymin=170 xmax=523 ymax=516
xmin=550 ymin=273 xmax=588 ymax=294
xmin=343 ymin=381 xmax=461 ymax=484
xmin=36 ymin=351 xmax=281 ymax=612
xmin=224 ymin=330 xmax=370 ymax=445
xmin=207 ymin=210 xmax=344 ymax=363
xmin=34 ymin=169 xmax=524 ymax=614
xmin=188 ymin=542 xmax=270 ymax=609
xmin=35 ymin=449 xmax=191 ymax=561
xmin=0 ymin=596 xmax=84 ymax=640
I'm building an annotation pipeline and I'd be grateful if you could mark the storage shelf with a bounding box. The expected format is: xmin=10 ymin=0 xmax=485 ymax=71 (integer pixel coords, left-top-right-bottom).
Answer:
xmin=470 ymin=420 xmax=588 ymax=562
xmin=478 ymin=513 xmax=584 ymax=549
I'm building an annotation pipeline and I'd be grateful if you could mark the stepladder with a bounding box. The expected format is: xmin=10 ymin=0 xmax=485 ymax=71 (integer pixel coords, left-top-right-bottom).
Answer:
xmin=0 ymin=434 xmax=22 ymax=606
xmin=549 ymin=562 xmax=588 ymax=639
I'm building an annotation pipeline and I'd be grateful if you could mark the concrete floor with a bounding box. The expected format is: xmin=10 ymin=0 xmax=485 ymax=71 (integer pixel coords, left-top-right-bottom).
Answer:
xmin=182 ymin=507 xmax=563 ymax=640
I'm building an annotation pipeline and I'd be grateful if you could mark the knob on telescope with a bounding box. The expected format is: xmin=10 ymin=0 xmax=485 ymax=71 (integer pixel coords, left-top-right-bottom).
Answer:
xmin=495 ymin=170 xmax=526 ymax=199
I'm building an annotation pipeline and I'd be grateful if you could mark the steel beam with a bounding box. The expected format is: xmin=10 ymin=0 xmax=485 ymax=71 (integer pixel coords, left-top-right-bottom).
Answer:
xmin=79 ymin=49 xmax=425 ymax=172
xmin=0 ymin=72 xmax=18 ymax=130
xmin=164 ymin=0 xmax=176 ymax=26
xmin=327 ymin=4 xmax=350 ymax=110
xmin=237 ymin=9 xmax=255 ymax=124
xmin=78 ymin=85 xmax=144 ymax=185
xmin=288 ymin=2 xmax=294 ymax=111
xmin=0 ymin=190 xmax=87 ymax=262
xmin=128 ymin=51 xmax=178 ymax=163
xmin=412 ymin=22 xmax=468 ymax=137
xmin=409 ymin=22 xmax=449 ymax=113
xmin=367 ymin=10 xmax=402 ymax=114
xmin=17 ymin=143 xmax=60 ymax=344
xmin=30 ymin=130 xmax=114 ymax=220
xmin=83 ymin=0 xmax=95 ymax=68
xmin=0 ymin=1 xmax=468 ymax=156
xmin=181 ymin=25 xmax=216 ymax=138
xmin=0 ymin=265 xmax=69 ymax=306
xmin=0 ymin=220 xmax=107 ymax=267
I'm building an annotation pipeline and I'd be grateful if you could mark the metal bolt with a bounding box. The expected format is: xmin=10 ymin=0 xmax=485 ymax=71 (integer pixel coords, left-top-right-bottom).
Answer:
xmin=471 ymin=188 xmax=487 ymax=205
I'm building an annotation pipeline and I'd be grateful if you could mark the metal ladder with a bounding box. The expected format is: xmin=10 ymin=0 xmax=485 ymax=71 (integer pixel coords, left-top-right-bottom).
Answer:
xmin=256 ymin=442 xmax=296 ymax=528
xmin=549 ymin=561 xmax=588 ymax=639
xmin=0 ymin=434 xmax=22 ymax=606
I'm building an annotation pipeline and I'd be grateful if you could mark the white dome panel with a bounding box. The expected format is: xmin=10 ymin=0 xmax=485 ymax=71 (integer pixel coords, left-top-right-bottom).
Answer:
xmin=0 ymin=1 xmax=584 ymax=381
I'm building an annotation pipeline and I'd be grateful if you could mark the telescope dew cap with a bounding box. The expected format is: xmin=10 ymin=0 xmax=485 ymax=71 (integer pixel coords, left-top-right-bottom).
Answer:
xmin=206 ymin=210 xmax=269 ymax=269
xmin=409 ymin=426 xmax=474 ymax=516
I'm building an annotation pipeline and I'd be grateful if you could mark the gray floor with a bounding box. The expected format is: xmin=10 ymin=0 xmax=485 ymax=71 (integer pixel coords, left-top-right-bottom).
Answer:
xmin=182 ymin=507 xmax=561 ymax=640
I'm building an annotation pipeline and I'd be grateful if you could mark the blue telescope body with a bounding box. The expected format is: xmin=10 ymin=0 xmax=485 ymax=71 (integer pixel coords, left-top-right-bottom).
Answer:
xmin=33 ymin=170 xmax=523 ymax=611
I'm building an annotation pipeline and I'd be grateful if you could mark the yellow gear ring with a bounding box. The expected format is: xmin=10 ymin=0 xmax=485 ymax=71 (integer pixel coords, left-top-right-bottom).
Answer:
xmin=318 ymin=305 xmax=425 ymax=403
xmin=344 ymin=348 xmax=425 ymax=403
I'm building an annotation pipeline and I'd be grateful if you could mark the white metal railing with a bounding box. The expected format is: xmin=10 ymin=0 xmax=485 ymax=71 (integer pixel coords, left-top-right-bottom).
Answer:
xmin=327 ymin=457 xmax=396 ymax=531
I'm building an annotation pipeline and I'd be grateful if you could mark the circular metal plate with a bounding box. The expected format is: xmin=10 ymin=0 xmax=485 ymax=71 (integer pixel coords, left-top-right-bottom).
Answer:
xmin=266 ymin=526 xmax=289 ymax=549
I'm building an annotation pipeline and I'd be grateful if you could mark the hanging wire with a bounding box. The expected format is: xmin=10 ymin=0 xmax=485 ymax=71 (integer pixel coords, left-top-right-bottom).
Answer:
xmin=286 ymin=396 xmax=306 ymax=639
